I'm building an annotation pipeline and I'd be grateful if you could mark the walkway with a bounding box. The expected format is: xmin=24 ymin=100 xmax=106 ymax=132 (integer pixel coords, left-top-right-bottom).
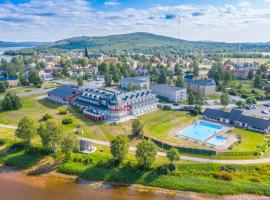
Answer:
xmin=81 ymin=138 xmax=270 ymax=165
xmin=1 ymin=124 xmax=270 ymax=165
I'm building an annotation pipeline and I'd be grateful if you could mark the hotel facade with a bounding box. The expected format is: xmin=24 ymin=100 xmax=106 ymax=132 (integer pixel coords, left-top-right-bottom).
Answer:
xmin=72 ymin=88 xmax=158 ymax=122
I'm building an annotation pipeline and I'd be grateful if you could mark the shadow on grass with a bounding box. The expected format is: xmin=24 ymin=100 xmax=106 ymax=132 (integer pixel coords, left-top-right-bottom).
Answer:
xmin=79 ymin=160 xmax=160 ymax=186
xmin=38 ymin=99 xmax=62 ymax=110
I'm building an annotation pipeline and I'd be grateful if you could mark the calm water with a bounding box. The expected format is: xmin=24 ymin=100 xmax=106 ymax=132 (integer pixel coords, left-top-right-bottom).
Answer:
xmin=0 ymin=166 xmax=215 ymax=200
xmin=0 ymin=47 xmax=25 ymax=62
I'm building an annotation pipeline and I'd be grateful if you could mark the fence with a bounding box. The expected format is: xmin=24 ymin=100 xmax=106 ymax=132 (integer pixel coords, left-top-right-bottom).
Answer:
xmin=217 ymin=151 xmax=256 ymax=156
xmin=143 ymin=136 xmax=256 ymax=157
xmin=143 ymin=135 xmax=217 ymax=156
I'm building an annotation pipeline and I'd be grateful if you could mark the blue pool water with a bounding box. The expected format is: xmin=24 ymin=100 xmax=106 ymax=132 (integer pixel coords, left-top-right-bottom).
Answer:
xmin=179 ymin=122 xmax=223 ymax=143
xmin=208 ymin=136 xmax=226 ymax=146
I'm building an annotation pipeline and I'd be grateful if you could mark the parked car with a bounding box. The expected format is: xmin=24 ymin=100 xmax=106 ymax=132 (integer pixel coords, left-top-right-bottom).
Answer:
xmin=262 ymin=110 xmax=268 ymax=114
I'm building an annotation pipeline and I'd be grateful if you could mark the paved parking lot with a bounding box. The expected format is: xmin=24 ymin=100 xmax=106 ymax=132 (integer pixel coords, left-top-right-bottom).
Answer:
xmin=241 ymin=104 xmax=270 ymax=119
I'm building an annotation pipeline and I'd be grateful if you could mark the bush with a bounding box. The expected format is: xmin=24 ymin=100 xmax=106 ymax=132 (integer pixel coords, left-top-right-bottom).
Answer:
xmin=162 ymin=105 xmax=171 ymax=110
xmin=62 ymin=117 xmax=73 ymax=125
xmin=213 ymin=171 xmax=233 ymax=181
xmin=59 ymin=107 xmax=68 ymax=115
xmin=250 ymin=176 xmax=260 ymax=182
xmin=0 ymin=139 xmax=5 ymax=146
xmin=42 ymin=113 xmax=53 ymax=121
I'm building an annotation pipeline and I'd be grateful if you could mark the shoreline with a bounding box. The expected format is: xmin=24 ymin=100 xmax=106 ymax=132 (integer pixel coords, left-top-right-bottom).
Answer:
xmin=0 ymin=164 xmax=269 ymax=199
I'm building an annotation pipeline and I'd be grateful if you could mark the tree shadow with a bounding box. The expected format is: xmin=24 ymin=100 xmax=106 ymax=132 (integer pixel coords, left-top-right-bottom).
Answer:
xmin=0 ymin=144 xmax=47 ymax=170
xmin=80 ymin=161 xmax=147 ymax=186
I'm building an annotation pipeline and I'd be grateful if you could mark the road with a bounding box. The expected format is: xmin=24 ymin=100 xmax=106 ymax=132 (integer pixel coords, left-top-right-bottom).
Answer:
xmin=0 ymin=88 xmax=52 ymax=99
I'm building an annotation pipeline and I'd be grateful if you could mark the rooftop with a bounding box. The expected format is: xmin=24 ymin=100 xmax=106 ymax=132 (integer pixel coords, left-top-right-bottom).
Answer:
xmin=48 ymin=85 xmax=82 ymax=99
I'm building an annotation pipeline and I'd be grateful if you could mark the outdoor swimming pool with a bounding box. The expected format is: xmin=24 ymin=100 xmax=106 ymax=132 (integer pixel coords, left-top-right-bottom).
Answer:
xmin=179 ymin=121 xmax=224 ymax=145
xmin=208 ymin=136 xmax=226 ymax=146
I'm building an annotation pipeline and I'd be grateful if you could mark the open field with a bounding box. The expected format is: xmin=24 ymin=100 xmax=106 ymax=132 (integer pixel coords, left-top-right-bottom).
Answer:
xmin=229 ymin=128 xmax=265 ymax=152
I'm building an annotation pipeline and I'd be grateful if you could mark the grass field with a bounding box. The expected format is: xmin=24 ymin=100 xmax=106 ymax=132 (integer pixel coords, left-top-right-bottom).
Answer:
xmin=229 ymin=128 xmax=265 ymax=152
xmin=0 ymin=86 xmax=39 ymax=98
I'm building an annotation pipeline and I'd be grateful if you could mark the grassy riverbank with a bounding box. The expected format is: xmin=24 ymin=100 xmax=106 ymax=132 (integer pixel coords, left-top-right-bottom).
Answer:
xmin=1 ymin=137 xmax=270 ymax=196
xmin=58 ymin=151 xmax=270 ymax=196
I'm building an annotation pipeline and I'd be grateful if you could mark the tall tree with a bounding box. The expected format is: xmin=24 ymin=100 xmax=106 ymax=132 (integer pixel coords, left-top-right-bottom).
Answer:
xmin=1 ymin=93 xmax=22 ymax=111
xmin=220 ymin=91 xmax=230 ymax=108
xmin=175 ymin=75 xmax=184 ymax=87
xmin=248 ymin=69 xmax=254 ymax=80
xmin=110 ymin=134 xmax=129 ymax=164
xmin=15 ymin=116 xmax=37 ymax=145
xmin=136 ymin=139 xmax=157 ymax=169
xmin=28 ymin=70 xmax=43 ymax=86
xmin=104 ymin=72 xmax=112 ymax=86
xmin=0 ymin=82 xmax=6 ymax=93
xmin=61 ymin=133 xmax=79 ymax=157
xmin=166 ymin=148 xmax=180 ymax=164
xmin=253 ymin=75 xmax=263 ymax=89
xmin=37 ymin=119 xmax=63 ymax=152
xmin=158 ymin=69 xmax=167 ymax=84
xmin=131 ymin=119 xmax=143 ymax=137
xmin=77 ymin=76 xmax=83 ymax=86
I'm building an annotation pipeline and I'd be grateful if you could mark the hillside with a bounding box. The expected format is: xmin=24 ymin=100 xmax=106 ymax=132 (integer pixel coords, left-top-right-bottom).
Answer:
xmin=7 ymin=32 xmax=270 ymax=55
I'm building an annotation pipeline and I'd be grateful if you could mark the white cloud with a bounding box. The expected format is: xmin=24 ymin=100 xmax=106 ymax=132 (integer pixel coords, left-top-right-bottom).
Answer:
xmin=0 ymin=0 xmax=270 ymax=42
xmin=104 ymin=1 xmax=121 ymax=7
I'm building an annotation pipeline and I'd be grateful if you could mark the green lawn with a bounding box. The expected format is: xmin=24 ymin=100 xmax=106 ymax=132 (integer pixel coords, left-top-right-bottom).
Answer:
xmin=230 ymin=128 xmax=265 ymax=152
xmin=0 ymin=86 xmax=39 ymax=98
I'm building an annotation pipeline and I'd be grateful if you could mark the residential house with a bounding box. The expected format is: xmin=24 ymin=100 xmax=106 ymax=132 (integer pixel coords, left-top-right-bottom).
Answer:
xmin=0 ymin=76 xmax=19 ymax=87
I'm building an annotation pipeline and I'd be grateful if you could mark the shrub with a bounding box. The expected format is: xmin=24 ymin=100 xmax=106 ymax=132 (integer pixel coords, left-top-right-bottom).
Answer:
xmin=42 ymin=113 xmax=53 ymax=121
xmin=62 ymin=117 xmax=73 ymax=125
xmin=250 ymin=176 xmax=260 ymax=183
xmin=58 ymin=106 xmax=68 ymax=115
xmin=213 ymin=171 xmax=233 ymax=181
xmin=0 ymin=139 xmax=5 ymax=146
xmin=162 ymin=105 xmax=171 ymax=110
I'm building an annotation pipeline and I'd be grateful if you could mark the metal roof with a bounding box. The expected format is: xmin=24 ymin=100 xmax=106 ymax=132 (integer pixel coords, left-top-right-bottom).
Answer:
xmin=48 ymin=85 xmax=81 ymax=99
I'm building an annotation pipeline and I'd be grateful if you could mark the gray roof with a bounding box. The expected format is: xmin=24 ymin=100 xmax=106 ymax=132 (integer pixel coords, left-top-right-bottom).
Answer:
xmin=227 ymin=109 xmax=243 ymax=121
xmin=203 ymin=108 xmax=270 ymax=130
xmin=203 ymin=108 xmax=229 ymax=119
xmin=151 ymin=84 xmax=186 ymax=92
xmin=48 ymin=85 xmax=81 ymax=99
xmin=239 ymin=115 xmax=270 ymax=130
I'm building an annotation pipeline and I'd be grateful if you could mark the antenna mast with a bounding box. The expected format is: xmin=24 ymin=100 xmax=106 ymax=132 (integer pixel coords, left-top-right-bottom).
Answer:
xmin=177 ymin=16 xmax=181 ymax=40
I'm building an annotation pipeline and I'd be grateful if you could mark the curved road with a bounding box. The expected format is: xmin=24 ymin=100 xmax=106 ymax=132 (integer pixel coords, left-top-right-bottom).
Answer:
xmin=1 ymin=124 xmax=269 ymax=165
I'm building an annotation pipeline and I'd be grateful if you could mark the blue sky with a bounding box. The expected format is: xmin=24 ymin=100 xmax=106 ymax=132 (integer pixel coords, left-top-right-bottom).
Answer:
xmin=1 ymin=0 xmax=270 ymax=42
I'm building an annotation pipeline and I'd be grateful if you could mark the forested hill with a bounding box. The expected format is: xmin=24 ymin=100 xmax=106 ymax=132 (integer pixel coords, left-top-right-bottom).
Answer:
xmin=6 ymin=32 xmax=270 ymax=55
